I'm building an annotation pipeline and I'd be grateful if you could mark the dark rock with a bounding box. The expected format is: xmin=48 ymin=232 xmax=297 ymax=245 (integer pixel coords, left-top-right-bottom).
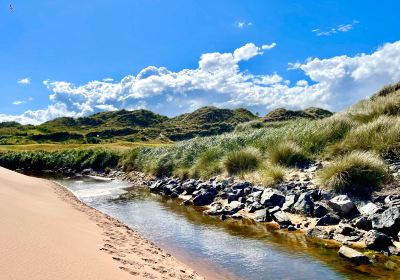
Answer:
xmin=293 ymin=192 xmax=314 ymax=215
xmin=328 ymin=195 xmax=355 ymax=217
xmin=254 ymin=209 xmax=272 ymax=222
xmin=149 ymin=180 xmax=164 ymax=192
xmin=224 ymin=201 xmax=244 ymax=215
xmin=231 ymin=182 xmax=251 ymax=190
xmin=354 ymin=216 xmax=372 ymax=231
xmin=365 ymin=230 xmax=393 ymax=251
xmin=316 ymin=213 xmax=340 ymax=226
xmin=272 ymin=211 xmax=292 ymax=227
xmin=313 ymin=202 xmax=328 ymax=218
xmin=335 ymin=224 xmax=356 ymax=236
xmin=248 ymin=190 xmax=263 ymax=199
xmin=268 ymin=206 xmax=281 ymax=215
xmin=338 ymin=246 xmax=370 ymax=265
xmin=370 ymin=207 xmax=400 ymax=237
xmin=193 ymin=192 xmax=215 ymax=206
xmin=288 ymin=225 xmax=296 ymax=231
xmin=170 ymin=192 xmax=179 ymax=198
xmin=227 ymin=193 xmax=239 ymax=203
xmin=260 ymin=189 xmax=285 ymax=207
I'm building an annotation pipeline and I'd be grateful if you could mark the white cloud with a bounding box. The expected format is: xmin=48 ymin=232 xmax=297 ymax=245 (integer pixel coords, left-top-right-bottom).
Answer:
xmin=2 ymin=40 xmax=400 ymax=125
xmin=312 ymin=20 xmax=359 ymax=36
xmin=102 ymin=78 xmax=114 ymax=82
xmin=12 ymin=97 xmax=33 ymax=105
xmin=234 ymin=21 xmax=253 ymax=29
xmin=18 ymin=77 xmax=31 ymax=85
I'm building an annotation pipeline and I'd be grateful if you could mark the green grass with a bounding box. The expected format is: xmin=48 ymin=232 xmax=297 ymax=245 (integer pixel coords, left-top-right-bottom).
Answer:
xmin=223 ymin=148 xmax=261 ymax=176
xmin=268 ymin=141 xmax=309 ymax=167
xmin=259 ymin=164 xmax=285 ymax=186
xmin=317 ymin=151 xmax=388 ymax=196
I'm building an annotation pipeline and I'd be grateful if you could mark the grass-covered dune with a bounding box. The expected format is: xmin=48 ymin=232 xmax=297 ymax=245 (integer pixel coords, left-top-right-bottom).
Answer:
xmin=0 ymin=82 xmax=399 ymax=196
xmin=125 ymin=82 xmax=400 ymax=195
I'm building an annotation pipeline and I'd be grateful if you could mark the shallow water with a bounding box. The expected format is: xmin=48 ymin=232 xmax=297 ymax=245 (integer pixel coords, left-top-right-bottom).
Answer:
xmin=58 ymin=176 xmax=400 ymax=280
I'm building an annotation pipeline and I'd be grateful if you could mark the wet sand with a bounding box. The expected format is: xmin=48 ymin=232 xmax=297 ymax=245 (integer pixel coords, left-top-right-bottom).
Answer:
xmin=0 ymin=167 xmax=203 ymax=280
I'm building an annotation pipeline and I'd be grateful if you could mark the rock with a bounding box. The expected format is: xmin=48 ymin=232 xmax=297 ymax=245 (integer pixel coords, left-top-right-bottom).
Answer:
xmin=170 ymin=192 xmax=179 ymax=198
xmin=224 ymin=201 xmax=244 ymax=215
xmin=288 ymin=225 xmax=296 ymax=231
xmin=149 ymin=180 xmax=164 ymax=192
xmin=370 ymin=207 xmax=400 ymax=237
xmin=354 ymin=216 xmax=372 ymax=231
xmin=292 ymin=192 xmax=314 ymax=215
xmin=313 ymin=202 xmax=328 ymax=218
xmin=254 ymin=209 xmax=272 ymax=222
xmin=248 ymin=190 xmax=263 ymax=199
xmin=246 ymin=202 xmax=263 ymax=213
xmin=335 ymin=224 xmax=356 ymax=236
xmin=260 ymin=189 xmax=285 ymax=207
xmin=328 ymin=195 xmax=355 ymax=216
xmin=365 ymin=230 xmax=393 ymax=251
xmin=282 ymin=194 xmax=298 ymax=212
xmin=338 ymin=246 xmax=370 ymax=265
xmin=316 ymin=213 xmax=341 ymax=226
xmin=359 ymin=202 xmax=381 ymax=216
xmin=193 ymin=191 xmax=215 ymax=206
xmin=272 ymin=210 xmax=292 ymax=227
xmin=204 ymin=203 xmax=223 ymax=216
xmin=333 ymin=234 xmax=360 ymax=243
xmin=227 ymin=193 xmax=239 ymax=203
xmin=269 ymin=206 xmax=281 ymax=215
xmin=306 ymin=227 xmax=330 ymax=239
xmin=231 ymin=182 xmax=251 ymax=190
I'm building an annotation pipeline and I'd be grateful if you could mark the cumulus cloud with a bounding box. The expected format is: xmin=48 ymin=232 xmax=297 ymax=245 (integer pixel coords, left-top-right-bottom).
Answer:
xmin=312 ymin=20 xmax=359 ymax=36
xmin=2 ymin=40 xmax=400 ymax=124
xmin=18 ymin=77 xmax=31 ymax=85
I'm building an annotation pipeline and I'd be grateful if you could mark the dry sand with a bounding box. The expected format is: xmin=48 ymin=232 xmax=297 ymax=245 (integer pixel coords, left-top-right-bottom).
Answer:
xmin=0 ymin=167 xmax=203 ymax=280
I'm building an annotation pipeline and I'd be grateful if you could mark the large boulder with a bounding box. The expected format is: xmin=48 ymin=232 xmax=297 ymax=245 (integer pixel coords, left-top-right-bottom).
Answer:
xmin=370 ymin=207 xmax=400 ymax=237
xmin=338 ymin=246 xmax=370 ymax=265
xmin=364 ymin=230 xmax=393 ymax=251
xmin=313 ymin=202 xmax=328 ymax=218
xmin=292 ymin=192 xmax=314 ymax=215
xmin=353 ymin=216 xmax=372 ymax=231
xmin=260 ymin=189 xmax=285 ymax=207
xmin=316 ymin=213 xmax=341 ymax=226
xmin=193 ymin=191 xmax=215 ymax=206
xmin=328 ymin=195 xmax=355 ymax=216
xmin=306 ymin=227 xmax=330 ymax=239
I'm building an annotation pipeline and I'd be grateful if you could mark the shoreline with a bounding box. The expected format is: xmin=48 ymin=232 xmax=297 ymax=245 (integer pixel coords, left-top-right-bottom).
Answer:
xmin=0 ymin=167 xmax=205 ymax=280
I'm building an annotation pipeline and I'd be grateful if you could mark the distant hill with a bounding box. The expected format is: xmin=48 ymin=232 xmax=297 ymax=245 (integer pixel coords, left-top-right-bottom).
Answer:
xmin=264 ymin=107 xmax=333 ymax=122
xmin=0 ymin=107 xmax=257 ymax=144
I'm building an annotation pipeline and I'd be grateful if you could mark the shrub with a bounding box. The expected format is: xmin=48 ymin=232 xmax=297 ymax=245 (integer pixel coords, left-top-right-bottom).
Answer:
xmin=371 ymin=81 xmax=400 ymax=99
xmin=151 ymin=157 xmax=174 ymax=178
xmin=260 ymin=164 xmax=285 ymax=186
xmin=317 ymin=151 xmax=388 ymax=197
xmin=269 ymin=142 xmax=309 ymax=167
xmin=223 ymin=148 xmax=261 ymax=175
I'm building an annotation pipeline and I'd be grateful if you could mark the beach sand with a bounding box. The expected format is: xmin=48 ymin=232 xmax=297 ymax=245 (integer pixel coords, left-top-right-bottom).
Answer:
xmin=0 ymin=167 xmax=203 ymax=280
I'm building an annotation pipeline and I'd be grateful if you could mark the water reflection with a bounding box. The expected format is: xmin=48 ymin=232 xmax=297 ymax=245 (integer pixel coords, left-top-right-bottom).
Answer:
xmin=60 ymin=177 xmax=400 ymax=280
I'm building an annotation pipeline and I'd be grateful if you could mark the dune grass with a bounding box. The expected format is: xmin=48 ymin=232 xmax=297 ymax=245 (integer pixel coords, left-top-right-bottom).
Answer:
xmin=317 ymin=151 xmax=389 ymax=196
xmin=259 ymin=164 xmax=286 ymax=186
xmin=223 ymin=148 xmax=261 ymax=176
xmin=269 ymin=141 xmax=309 ymax=167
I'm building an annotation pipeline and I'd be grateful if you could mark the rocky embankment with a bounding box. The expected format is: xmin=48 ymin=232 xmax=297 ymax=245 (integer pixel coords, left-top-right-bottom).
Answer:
xmin=123 ymin=162 xmax=400 ymax=265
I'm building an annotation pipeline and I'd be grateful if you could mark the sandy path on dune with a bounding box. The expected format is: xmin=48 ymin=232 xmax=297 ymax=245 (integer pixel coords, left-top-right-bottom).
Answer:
xmin=0 ymin=167 xmax=203 ymax=280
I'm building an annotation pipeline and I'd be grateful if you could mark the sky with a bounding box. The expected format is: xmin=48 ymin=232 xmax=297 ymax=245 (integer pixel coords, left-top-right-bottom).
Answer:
xmin=1 ymin=0 xmax=400 ymax=124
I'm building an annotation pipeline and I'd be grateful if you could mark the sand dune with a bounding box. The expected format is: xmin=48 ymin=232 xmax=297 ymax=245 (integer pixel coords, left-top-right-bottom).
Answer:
xmin=0 ymin=167 xmax=203 ymax=280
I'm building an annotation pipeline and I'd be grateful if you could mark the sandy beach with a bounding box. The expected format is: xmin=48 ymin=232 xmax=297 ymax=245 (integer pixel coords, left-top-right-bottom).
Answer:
xmin=0 ymin=167 xmax=203 ymax=280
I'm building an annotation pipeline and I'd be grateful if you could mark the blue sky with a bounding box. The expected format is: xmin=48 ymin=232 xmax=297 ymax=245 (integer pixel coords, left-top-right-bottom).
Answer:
xmin=1 ymin=0 xmax=400 ymax=124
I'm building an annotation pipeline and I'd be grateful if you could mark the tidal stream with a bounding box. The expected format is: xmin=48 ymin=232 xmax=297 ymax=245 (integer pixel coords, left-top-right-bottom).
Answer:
xmin=58 ymin=176 xmax=399 ymax=280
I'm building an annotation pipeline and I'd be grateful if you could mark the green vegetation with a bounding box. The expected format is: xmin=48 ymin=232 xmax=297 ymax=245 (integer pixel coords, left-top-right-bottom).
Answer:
xmin=1 ymin=82 xmax=399 ymax=196
xmin=317 ymin=151 xmax=388 ymax=196
xmin=0 ymin=107 xmax=258 ymax=144
xmin=223 ymin=148 xmax=261 ymax=176
xmin=268 ymin=142 xmax=309 ymax=167
xmin=0 ymin=149 xmax=121 ymax=172
xmin=259 ymin=164 xmax=285 ymax=186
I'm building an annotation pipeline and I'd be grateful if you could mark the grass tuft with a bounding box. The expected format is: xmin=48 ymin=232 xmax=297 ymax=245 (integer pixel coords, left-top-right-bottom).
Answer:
xmin=259 ymin=164 xmax=285 ymax=186
xmin=269 ymin=141 xmax=309 ymax=167
xmin=223 ymin=148 xmax=261 ymax=176
xmin=317 ymin=151 xmax=388 ymax=196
